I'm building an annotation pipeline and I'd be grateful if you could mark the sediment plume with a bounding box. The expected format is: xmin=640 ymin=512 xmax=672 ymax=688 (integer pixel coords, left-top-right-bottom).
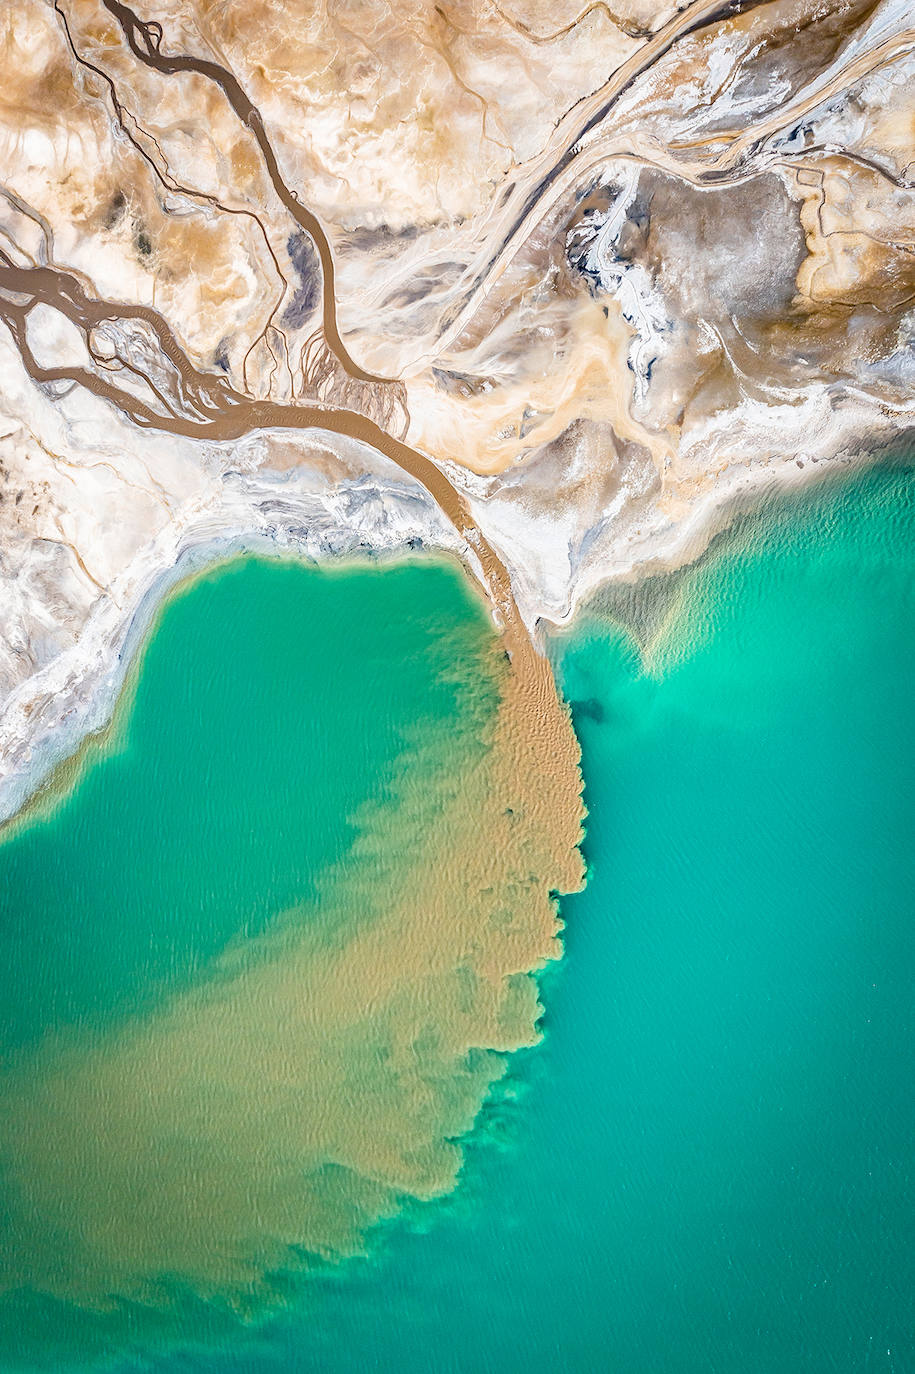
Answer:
xmin=0 ymin=0 xmax=912 ymax=1338
xmin=0 ymin=614 xmax=583 ymax=1318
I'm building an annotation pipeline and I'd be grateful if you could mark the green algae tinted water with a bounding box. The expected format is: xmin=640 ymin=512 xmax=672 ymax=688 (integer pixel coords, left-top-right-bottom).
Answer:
xmin=2 ymin=463 xmax=914 ymax=1372
xmin=0 ymin=557 xmax=487 ymax=1054
xmin=0 ymin=554 xmax=522 ymax=1362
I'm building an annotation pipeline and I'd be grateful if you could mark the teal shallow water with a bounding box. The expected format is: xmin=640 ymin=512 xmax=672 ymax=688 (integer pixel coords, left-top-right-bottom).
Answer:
xmin=0 ymin=556 xmax=485 ymax=1055
xmin=2 ymin=463 xmax=914 ymax=1371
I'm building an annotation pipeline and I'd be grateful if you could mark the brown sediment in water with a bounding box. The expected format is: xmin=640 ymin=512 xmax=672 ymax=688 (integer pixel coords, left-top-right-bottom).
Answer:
xmin=0 ymin=229 xmax=580 ymax=891
xmin=0 ymin=632 xmax=583 ymax=1313
xmin=0 ymin=0 xmax=588 ymax=1320
xmin=3 ymin=0 xmax=912 ymax=1339
xmin=0 ymin=253 xmax=533 ymax=656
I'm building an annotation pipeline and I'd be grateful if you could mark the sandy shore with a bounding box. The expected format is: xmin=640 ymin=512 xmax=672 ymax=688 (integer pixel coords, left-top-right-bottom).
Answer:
xmin=1 ymin=404 xmax=901 ymax=827
xmin=2 ymin=0 xmax=915 ymax=822
xmin=0 ymin=439 xmax=463 ymax=824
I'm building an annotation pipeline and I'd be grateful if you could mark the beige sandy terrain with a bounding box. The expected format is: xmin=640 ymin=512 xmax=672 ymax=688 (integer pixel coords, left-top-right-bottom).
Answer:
xmin=1 ymin=0 xmax=914 ymax=1321
xmin=0 ymin=0 xmax=913 ymax=810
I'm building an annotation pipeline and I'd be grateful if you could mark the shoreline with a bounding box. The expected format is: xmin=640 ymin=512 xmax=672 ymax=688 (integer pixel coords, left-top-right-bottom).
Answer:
xmin=0 ymin=473 xmax=465 ymax=828
xmin=547 ymin=446 xmax=896 ymax=634
xmin=489 ymin=427 xmax=907 ymax=636
xmin=0 ymin=436 xmax=909 ymax=829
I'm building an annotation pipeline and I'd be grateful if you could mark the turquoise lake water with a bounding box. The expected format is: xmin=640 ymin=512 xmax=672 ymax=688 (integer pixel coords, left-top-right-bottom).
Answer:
xmin=1 ymin=462 xmax=913 ymax=1371
xmin=0 ymin=556 xmax=488 ymax=1056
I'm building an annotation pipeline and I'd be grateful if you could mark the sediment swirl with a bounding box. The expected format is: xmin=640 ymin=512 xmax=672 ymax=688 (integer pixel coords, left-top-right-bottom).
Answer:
xmin=0 ymin=602 xmax=583 ymax=1326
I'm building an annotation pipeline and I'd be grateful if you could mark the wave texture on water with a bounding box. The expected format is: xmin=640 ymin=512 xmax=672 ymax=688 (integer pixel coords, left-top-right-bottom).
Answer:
xmin=0 ymin=557 xmax=583 ymax=1358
